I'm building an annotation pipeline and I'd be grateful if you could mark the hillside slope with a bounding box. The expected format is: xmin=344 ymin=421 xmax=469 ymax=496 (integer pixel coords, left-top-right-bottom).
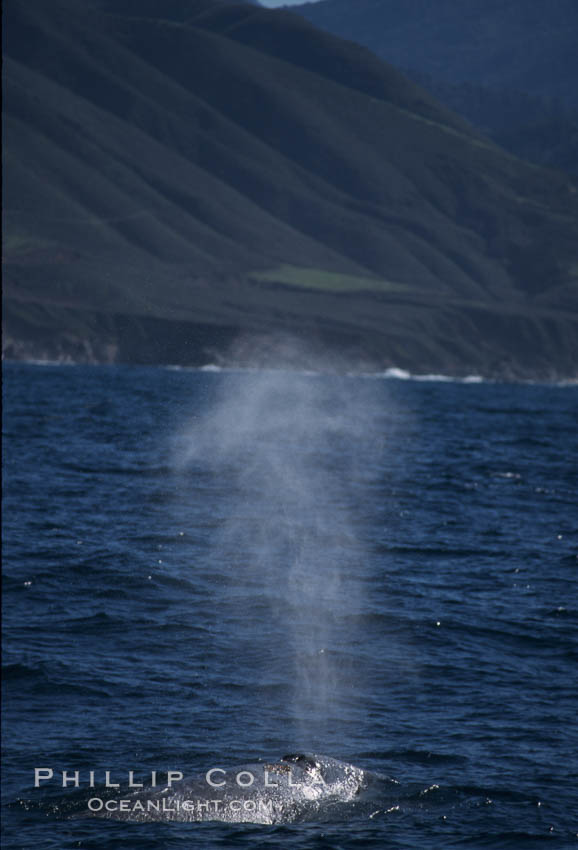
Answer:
xmin=296 ymin=0 xmax=578 ymax=174
xmin=3 ymin=0 xmax=578 ymax=376
xmin=297 ymin=0 xmax=578 ymax=105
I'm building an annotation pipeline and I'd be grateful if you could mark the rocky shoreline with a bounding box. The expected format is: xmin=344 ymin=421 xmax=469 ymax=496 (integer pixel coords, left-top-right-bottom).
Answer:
xmin=4 ymin=313 xmax=576 ymax=384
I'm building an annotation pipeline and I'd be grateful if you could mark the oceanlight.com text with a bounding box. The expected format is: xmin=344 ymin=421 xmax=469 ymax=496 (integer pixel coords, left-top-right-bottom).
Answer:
xmin=86 ymin=797 xmax=281 ymax=815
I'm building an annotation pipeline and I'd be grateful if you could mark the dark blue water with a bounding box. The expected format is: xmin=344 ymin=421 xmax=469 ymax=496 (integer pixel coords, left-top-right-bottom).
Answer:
xmin=2 ymin=362 xmax=577 ymax=848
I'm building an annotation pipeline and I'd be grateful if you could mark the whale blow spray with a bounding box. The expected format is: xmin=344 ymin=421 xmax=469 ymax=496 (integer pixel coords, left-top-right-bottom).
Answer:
xmin=174 ymin=339 xmax=383 ymax=749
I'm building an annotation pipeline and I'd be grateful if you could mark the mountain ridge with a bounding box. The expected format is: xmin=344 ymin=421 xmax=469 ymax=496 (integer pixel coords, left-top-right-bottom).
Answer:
xmin=296 ymin=0 xmax=578 ymax=174
xmin=3 ymin=0 xmax=578 ymax=377
xmin=296 ymin=0 xmax=578 ymax=106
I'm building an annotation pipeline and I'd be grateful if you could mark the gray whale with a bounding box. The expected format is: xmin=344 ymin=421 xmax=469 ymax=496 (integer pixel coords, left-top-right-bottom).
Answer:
xmin=77 ymin=753 xmax=399 ymax=824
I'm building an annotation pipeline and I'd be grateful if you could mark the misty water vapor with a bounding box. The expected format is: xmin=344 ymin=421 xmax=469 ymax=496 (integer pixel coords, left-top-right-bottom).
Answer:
xmin=173 ymin=341 xmax=385 ymax=747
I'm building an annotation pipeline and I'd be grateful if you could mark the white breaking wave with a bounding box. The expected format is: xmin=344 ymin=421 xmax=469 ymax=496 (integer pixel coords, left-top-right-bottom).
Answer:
xmin=356 ymin=367 xmax=486 ymax=384
xmin=172 ymin=363 xmax=489 ymax=383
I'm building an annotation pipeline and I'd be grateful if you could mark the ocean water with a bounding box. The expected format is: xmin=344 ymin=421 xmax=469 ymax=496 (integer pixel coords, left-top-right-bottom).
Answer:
xmin=2 ymin=361 xmax=577 ymax=849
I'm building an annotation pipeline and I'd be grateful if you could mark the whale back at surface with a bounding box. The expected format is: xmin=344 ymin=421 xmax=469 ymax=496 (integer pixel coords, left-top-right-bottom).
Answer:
xmin=67 ymin=753 xmax=399 ymax=824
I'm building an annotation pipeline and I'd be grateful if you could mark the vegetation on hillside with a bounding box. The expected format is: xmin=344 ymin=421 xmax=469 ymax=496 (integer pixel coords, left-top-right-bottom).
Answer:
xmin=3 ymin=0 xmax=578 ymax=376
xmin=297 ymin=0 xmax=578 ymax=173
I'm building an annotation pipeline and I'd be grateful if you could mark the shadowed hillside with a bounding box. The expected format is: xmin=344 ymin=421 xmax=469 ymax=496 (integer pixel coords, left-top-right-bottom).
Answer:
xmin=3 ymin=0 xmax=578 ymax=376
xmin=296 ymin=0 xmax=578 ymax=174
xmin=297 ymin=0 xmax=578 ymax=105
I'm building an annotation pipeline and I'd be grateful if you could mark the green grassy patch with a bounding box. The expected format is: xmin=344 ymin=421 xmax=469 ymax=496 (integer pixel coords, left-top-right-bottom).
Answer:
xmin=250 ymin=264 xmax=412 ymax=294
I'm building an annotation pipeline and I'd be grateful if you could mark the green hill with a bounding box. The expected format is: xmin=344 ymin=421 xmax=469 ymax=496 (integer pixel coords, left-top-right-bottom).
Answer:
xmin=3 ymin=0 xmax=578 ymax=377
